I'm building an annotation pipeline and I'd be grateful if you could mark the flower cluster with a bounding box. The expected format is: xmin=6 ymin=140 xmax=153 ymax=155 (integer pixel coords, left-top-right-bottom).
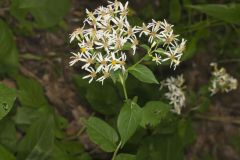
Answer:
xmin=160 ymin=75 xmax=186 ymax=114
xmin=209 ymin=63 xmax=238 ymax=95
xmin=69 ymin=0 xmax=186 ymax=84
xmin=69 ymin=1 xmax=138 ymax=84
xmin=137 ymin=19 xmax=186 ymax=69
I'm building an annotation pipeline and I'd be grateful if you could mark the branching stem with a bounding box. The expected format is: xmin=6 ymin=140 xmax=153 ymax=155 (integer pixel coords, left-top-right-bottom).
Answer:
xmin=111 ymin=141 xmax=122 ymax=160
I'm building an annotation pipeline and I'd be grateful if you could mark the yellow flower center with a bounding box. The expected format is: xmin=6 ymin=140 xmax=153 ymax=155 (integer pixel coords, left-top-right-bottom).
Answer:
xmin=91 ymin=72 xmax=97 ymax=78
xmin=111 ymin=60 xmax=117 ymax=65
xmin=81 ymin=47 xmax=87 ymax=53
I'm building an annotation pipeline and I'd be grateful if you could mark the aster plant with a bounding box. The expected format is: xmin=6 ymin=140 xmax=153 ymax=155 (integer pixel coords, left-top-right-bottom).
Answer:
xmin=69 ymin=1 xmax=237 ymax=160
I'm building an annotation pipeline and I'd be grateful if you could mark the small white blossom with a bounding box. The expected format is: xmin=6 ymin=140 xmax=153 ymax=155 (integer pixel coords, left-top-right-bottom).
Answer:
xmin=161 ymin=75 xmax=186 ymax=114
xmin=152 ymin=53 xmax=162 ymax=65
xmin=209 ymin=63 xmax=238 ymax=95
xmin=83 ymin=67 xmax=97 ymax=83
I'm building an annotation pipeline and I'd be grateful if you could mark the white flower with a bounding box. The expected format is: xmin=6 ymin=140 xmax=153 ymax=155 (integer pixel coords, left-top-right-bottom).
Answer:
xmin=83 ymin=67 xmax=97 ymax=83
xmin=162 ymin=47 xmax=182 ymax=69
xmin=108 ymin=52 xmax=121 ymax=71
xmin=96 ymin=53 xmax=111 ymax=72
xmin=97 ymin=66 xmax=111 ymax=84
xmin=161 ymin=75 xmax=186 ymax=114
xmin=209 ymin=63 xmax=238 ymax=95
xmin=152 ymin=53 xmax=162 ymax=65
xmin=162 ymin=30 xmax=179 ymax=46
xmin=119 ymin=1 xmax=129 ymax=17
xmin=70 ymin=26 xmax=85 ymax=43
xmin=160 ymin=19 xmax=174 ymax=34
xmin=69 ymin=52 xmax=82 ymax=66
xmin=136 ymin=23 xmax=150 ymax=37
xmin=80 ymin=52 xmax=96 ymax=69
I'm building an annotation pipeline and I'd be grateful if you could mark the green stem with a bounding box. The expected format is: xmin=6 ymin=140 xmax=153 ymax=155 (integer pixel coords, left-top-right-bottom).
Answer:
xmin=129 ymin=47 xmax=154 ymax=69
xmin=111 ymin=141 xmax=122 ymax=160
xmin=119 ymin=74 xmax=128 ymax=100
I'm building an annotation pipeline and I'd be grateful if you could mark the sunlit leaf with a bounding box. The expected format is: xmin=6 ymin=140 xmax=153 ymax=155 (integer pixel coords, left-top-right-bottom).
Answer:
xmin=141 ymin=101 xmax=170 ymax=128
xmin=129 ymin=64 xmax=159 ymax=84
xmin=86 ymin=117 xmax=119 ymax=152
xmin=117 ymin=100 xmax=142 ymax=146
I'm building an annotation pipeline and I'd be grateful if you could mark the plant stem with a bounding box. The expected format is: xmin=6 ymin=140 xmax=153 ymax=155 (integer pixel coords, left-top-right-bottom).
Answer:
xmin=111 ymin=141 xmax=122 ymax=160
xmin=119 ymin=74 xmax=128 ymax=100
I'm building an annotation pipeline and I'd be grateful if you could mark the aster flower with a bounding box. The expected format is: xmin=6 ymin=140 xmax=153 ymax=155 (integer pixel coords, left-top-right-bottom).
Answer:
xmin=152 ymin=53 xmax=162 ymax=65
xmin=160 ymin=75 xmax=186 ymax=114
xmin=209 ymin=63 xmax=238 ymax=95
xmin=96 ymin=53 xmax=111 ymax=72
xmin=97 ymin=66 xmax=111 ymax=84
xmin=162 ymin=47 xmax=182 ymax=69
xmin=69 ymin=52 xmax=82 ymax=66
xmin=83 ymin=67 xmax=97 ymax=83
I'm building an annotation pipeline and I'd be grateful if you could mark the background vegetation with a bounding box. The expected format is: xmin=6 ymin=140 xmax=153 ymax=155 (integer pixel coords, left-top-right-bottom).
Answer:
xmin=0 ymin=0 xmax=240 ymax=159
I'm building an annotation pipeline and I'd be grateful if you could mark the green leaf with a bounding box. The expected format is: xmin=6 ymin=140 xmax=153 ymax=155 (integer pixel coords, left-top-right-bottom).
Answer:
xmin=137 ymin=134 xmax=184 ymax=160
xmin=17 ymin=115 xmax=55 ymax=160
xmin=16 ymin=76 xmax=48 ymax=108
xmin=0 ymin=119 xmax=17 ymax=152
xmin=0 ymin=83 xmax=17 ymax=120
xmin=187 ymin=4 xmax=240 ymax=24
xmin=178 ymin=119 xmax=196 ymax=147
xmin=170 ymin=0 xmax=181 ymax=22
xmin=13 ymin=107 xmax=46 ymax=125
xmin=73 ymin=75 xmax=121 ymax=115
xmin=117 ymin=100 xmax=142 ymax=146
xmin=140 ymin=44 xmax=150 ymax=51
xmin=116 ymin=153 xmax=136 ymax=160
xmin=10 ymin=0 xmax=70 ymax=28
xmin=0 ymin=145 xmax=16 ymax=160
xmin=0 ymin=20 xmax=18 ymax=73
xmin=86 ymin=117 xmax=119 ymax=152
xmin=141 ymin=101 xmax=170 ymax=128
xmin=129 ymin=64 xmax=159 ymax=84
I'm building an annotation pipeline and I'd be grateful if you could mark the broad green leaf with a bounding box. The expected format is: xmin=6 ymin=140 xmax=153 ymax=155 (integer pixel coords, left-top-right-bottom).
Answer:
xmin=129 ymin=64 xmax=158 ymax=84
xmin=0 ymin=119 xmax=17 ymax=152
xmin=17 ymin=115 xmax=55 ymax=160
xmin=0 ymin=83 xmax=17 ymax=120
xmin=86 ymin=117 xmax=119 ymax=152
xmin=170 ymin=0 xmax=181 ymax=22
xmin=140 ymin=101 xmax=170 ymax=128
xmin=0 ymin=20 xmax=18 ymax=73
xmin=116 ymin=153 xmax=136 ymax=160
xmin=117 ymin=100 xmax=142 ymax=146
xmin=187 ymin=4 xmax=240 ymax=24
xmin=51 ymin=140 xmax=85 ymax=160
xmin=13 ymin=107 xmax=46 ymax=125
xmin=10 ymin=0 xmax=70 ymax=28
xmin=73 ymin=75 xmax=121 ymax=115
xmin=0 ymin=145 xmax=16 ymax=160
xmin=16 ymin=76 xmax=48 ymax=108
xmin=136 ymin=134 xmax=184 ymax=160
xmin=178 ymin=119 xmax=196 ymax=147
